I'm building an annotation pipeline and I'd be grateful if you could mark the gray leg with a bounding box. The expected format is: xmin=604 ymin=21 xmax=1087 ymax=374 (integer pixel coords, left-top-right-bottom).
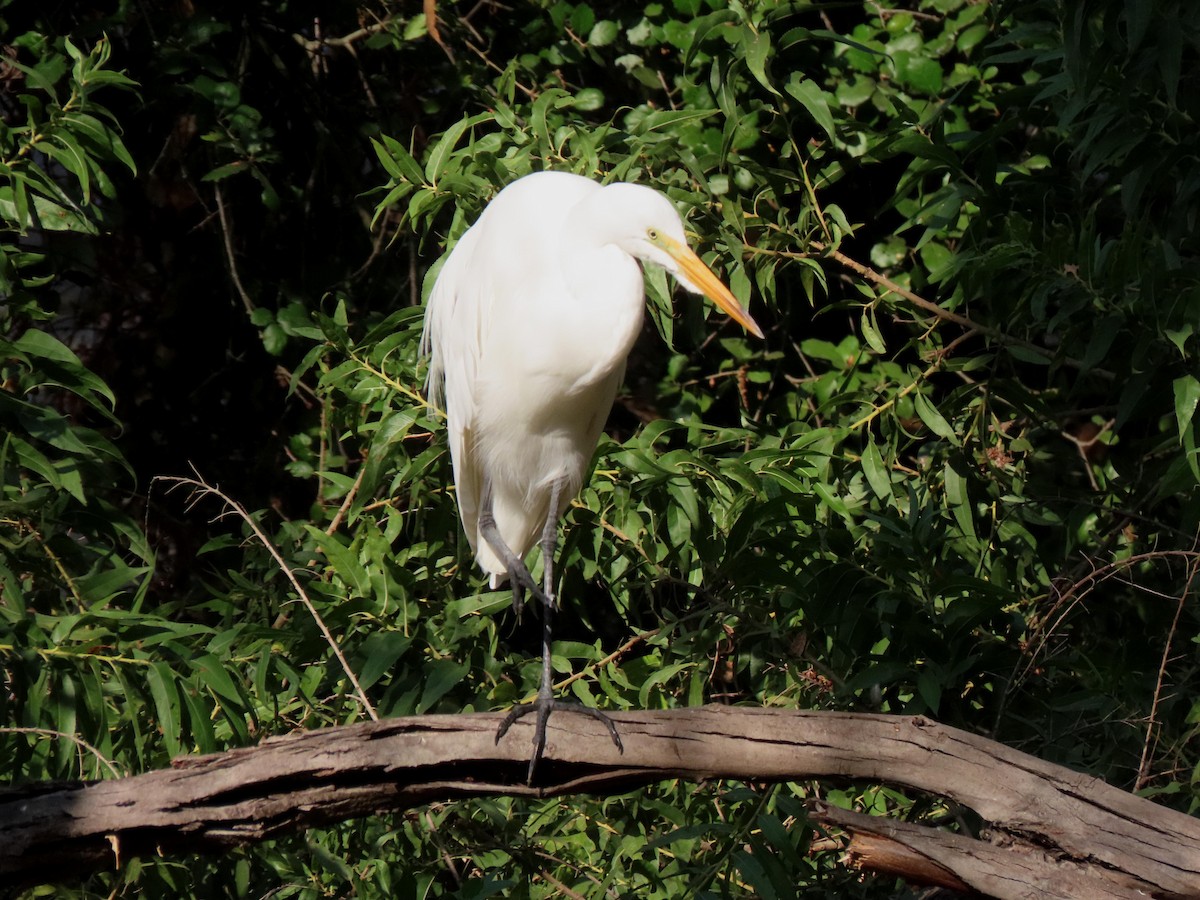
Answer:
xmin=478 ymin=475 xmax=547 ymax=616
xmin=539 ymin=476 xmax=568 ymax=609
xmin=495 ymin=600 xmax=624 ymax=784
xmin=495 ymin=474 xmax=622 ymax=784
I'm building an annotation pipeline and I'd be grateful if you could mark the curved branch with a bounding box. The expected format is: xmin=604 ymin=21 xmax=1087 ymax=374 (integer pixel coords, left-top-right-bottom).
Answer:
xmin=798 ymin=241 xmax=1115 ymax=379
xmin=2 ymin=707 xmax=1197 ymax=899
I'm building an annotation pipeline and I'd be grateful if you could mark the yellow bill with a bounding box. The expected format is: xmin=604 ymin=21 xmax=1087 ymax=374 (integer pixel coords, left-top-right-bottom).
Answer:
xmin=664 ymin=236 xmax=764 ymax=339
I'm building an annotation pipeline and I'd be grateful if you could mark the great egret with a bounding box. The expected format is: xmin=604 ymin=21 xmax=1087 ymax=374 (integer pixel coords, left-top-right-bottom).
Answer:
xmin=422 ymin=170 xmax=762 ymax=781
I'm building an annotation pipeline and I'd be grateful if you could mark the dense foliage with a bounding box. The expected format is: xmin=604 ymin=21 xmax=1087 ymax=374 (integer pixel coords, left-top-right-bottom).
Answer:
xmin=3 ymin=0 xmax=1199 ymax=896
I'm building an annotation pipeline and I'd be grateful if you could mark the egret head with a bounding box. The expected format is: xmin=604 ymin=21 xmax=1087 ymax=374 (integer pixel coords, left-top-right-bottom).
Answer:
xmin=599 ymin=183 xmax=763 ymax=339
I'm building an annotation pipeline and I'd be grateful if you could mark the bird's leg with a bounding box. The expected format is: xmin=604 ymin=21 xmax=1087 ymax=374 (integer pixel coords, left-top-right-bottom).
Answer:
xmin=538 ymin=476 xmax=569 ymax=610
xmin=509 ymin=572 xmax=526 ymax=620
xmin=495 ymin=598 xmax=624 ymax=783
xmin=477 ymin=476 xmax=549 ymax=616
xmin=495 ymin=476 xmax=622 ymax=784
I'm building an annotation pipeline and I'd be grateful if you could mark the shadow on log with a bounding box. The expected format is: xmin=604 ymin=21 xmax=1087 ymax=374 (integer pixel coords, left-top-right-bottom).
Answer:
xmin=2 ymin=706 xmax=1198 ymax=899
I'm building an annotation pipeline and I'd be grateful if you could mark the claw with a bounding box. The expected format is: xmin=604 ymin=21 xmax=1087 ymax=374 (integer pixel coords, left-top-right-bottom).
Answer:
xmin=496 ymin=695 xmax=624 ymax=784
xmin=508 ymin=560 xmax=550 ymax=611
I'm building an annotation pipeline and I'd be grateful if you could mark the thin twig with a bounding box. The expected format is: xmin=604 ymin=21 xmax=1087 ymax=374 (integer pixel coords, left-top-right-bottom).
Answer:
xmin=0 ymin=726 xmax=123 ymax=778
xmin=347 ymin=347 xmax=443 ymax=418
xmin=154 ymin=471 xmax=379 ymax=722
xmin=342 ymin=40 xmax=379 ymax=108
xmin=325 ymin=464 xmax=368 ymax=536
xmin=869 ymin=3 xmax=943 ymax=21
xmin=532 ymin=846 xmax=617 ymax=898
xmin=1018 ymin=550 xmax=1200 ymax=692
xmin=757 ymin=240 xmax=1115 ymax=379
xmin=292 ymin=17 xmax=394 ymax=52
xmin=316 ymin=391 xmax=329 ymax=507
xmin=1135 ymin=557 xmax=1199 ymax=791
xmin=347 ymin=205 xmax=390 ymax=283
xmin=798 ymin=158 xmax=831 ymax=243
xmin=656 ymin=70 xmax=679 ymax=110
xmin=213 ymin=182 xmax=255 ymax=316
xmin=424 ymin=0 xmax=456 ymax=61
xmin=847 ymin=351 xmax=945 ymax=432
xmin=537 ymin=866 xmax=589 ymax=900
xmin=1 ymin=518 xmax=85 ymax=609
xmin=814 ymin=239 xmax=1112 ymax=377
xmin=424 ymin=808 xmax=462 ymax=887
xmin=464 ymin=39 xmax=538 ymax=98
xmin=554 ymin=628 xmax=661 ymax=693
xmin=1060 ymin=418 xmax=1115 ymax=492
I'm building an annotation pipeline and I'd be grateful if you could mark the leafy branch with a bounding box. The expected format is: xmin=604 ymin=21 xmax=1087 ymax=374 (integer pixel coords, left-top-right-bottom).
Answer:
xmin=0 ymin=36 xmax=136 ymax=236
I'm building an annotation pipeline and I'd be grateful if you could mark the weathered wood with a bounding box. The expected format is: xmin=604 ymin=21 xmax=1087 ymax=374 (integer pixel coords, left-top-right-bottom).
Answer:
xmin=2 ymin=707 xmax=1198 ymax=898
xmin=811 ymin=802 xmax=1153 ymax=899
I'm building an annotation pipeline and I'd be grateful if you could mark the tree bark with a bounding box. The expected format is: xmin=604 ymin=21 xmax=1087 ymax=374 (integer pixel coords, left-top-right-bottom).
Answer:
xmin=2 ymin=707 xmax=1197 ymax=898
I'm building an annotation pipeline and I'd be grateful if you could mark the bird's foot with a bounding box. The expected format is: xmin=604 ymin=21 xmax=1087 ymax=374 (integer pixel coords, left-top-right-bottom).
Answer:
xmin=508 ymin=565 xmax=557 ymax=618
xmin=495 ymin=695 xmax=624 ymax=784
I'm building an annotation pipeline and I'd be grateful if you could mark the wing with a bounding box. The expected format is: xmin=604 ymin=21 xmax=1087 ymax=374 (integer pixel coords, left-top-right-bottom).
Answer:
xmin=421 ymin=171 xmax=598 ymax=410
xmin=420 ymin=172 xmax=605 ymax=571
xmin=421 ymin=220 xmax=489 ymax=555
xmin=421 ymin=220 xmax=483 ymax=411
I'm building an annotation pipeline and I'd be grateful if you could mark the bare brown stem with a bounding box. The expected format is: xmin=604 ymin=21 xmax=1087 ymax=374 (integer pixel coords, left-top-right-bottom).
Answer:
xmin=154 ymin=471 xmax=378 ymax=722
xmin=214 ymin=182 xmax=255 ymax=316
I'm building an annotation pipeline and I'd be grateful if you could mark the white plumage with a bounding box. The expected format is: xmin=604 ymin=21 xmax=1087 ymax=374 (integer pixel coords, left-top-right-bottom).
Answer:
xmin=422 ymin=171 xmax=761 ymax=593
xmin=419 ymin=170 xmax=761 ymax=780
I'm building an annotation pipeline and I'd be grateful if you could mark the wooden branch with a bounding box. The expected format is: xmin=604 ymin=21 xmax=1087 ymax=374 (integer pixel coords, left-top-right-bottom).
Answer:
xmin=3 ymin=707 xmax=1198 ymax=899
xmin=812 ymin=803 xmax=1154 ymax=899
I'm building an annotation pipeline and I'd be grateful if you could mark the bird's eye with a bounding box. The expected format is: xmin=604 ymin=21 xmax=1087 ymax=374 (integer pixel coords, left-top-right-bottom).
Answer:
xmin=647 ymin=227 xmax=660 ymax=241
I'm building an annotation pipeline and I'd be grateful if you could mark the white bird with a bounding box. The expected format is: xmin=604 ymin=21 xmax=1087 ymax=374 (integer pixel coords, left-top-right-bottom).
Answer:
xmin=421 ymin=171 xmax=762 ymax=780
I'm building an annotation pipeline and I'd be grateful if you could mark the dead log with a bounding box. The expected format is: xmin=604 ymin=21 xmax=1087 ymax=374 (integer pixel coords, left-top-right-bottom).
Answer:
xmin=2 ymin=706 xmax=1198 ymax=898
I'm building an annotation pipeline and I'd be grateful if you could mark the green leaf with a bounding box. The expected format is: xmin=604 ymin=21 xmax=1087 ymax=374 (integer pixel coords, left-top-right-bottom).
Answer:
xmin=41 ymin=136 xmax=91 ymax=201
xmin=916 ymin=669 xmax=943 ymax=714
xmin=201 ymin=161 xmax=248 ymax=182
xmin=1173 ymin=375 xmax=1200 ymax=444
xmin=192 ymin=654 xmax=244 ymax=705
xmin=530 ymin=87 xmax=571 ymax=152
xmin=1005 ymin=344 xmax=1051 ymax=365
xmin=861 ymin=438 xmax=892 ymax=501
xmin=64 ymin=37 xmax=85 ymax=63
xmin=630 ymin=108 xmax=719 ymax=134
xmin=812 ymin=481 xmax=850 ymax=520
xmin=573 ymin=87 xmax=604 ymax=111
xmin=742 ymin=28 xmax=780 ymax=96
xmin=0 ymin=188 xmax=96 ymax=234
xmin=375 ymin=134 xmax=427 ymax=186
xmin=894 ymin=52 xmax=944 ymax=94
xmin=424 ymin=114 xmax=488 ymax=185
xmin=11 ymin=329 xmax=116 ymax=407
xmin=446 ymin=592 xmax=512 ymax=619
xmin=943 ymin=460 xmax=977 ymax=542
xmin=913 ymin=393 xmax=957 ymax=442
xmin=306 ymin=525 xmax=371 ymax=597
xmin=357 ymin=632 xmax=413 ymax=690
xmin=76 ymin=563 xmax=150 ymax=603
xmin=146 ymin=662 xmax=183 ymax=757
xmin=1165 ymin=323 xmax=1193 ymax=356
xmin=261 ymin=322 xmax=287 ymax=355
xmin=1125 ymin=0 xmax=1152 ymax=49
xmin=63 ymin=112 xmax=137 ymax=174
xmin=859 ymin=307 xmax=886 ymax=354
xmin=589 ymin=20 xmax=619 ymax=47
xmin=784 ymin=75 xmax=836 ymax=141
xmin=307 ymin=838 xmax=356 ymax=881
xmin=416 ymin=658 xmax=469 ymax=714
